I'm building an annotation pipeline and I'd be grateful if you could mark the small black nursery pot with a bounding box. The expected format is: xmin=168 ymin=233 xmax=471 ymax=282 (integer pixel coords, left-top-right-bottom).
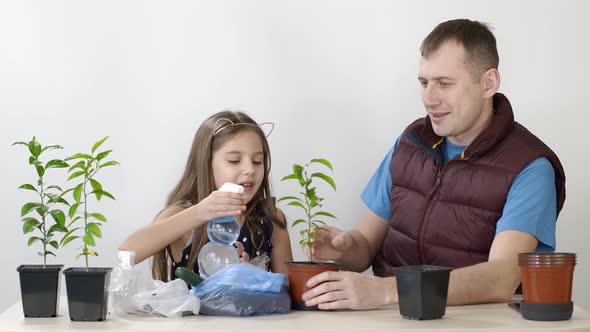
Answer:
xmin=396 ymin=265 xmax=452 ymax=320
xmin=63 ymin=267 xmax=112 ymax=321
xmin=17 ymin=265 xmax=63 ymax=318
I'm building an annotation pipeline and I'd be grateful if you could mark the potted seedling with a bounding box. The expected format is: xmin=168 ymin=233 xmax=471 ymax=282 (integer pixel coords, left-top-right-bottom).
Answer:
xmin=61 ymin=136 xmax=119 ymax=321
xmin=13 ymin=137 xmax=70 ymax=317
xmin=278 ymin=158 xmax=339 ymax=310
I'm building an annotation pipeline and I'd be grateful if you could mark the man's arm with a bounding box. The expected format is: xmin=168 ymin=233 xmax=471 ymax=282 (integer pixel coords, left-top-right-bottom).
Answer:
xmin=312 ymin=209 xmax=389 ymax=272
xmin=446 ymin=229 xmax=538 ymax=304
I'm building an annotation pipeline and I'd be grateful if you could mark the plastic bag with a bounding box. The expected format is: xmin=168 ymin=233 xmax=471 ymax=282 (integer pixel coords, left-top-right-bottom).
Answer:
xmin=129 ymin=279 xmax=200 ymax=317
xmin=108 ymin=251 xmax=200 ymax=318
xmin=191 ymin=263 xmax=290 ymax=316
xmin=108 ymin=251 xmax=137 ymax=316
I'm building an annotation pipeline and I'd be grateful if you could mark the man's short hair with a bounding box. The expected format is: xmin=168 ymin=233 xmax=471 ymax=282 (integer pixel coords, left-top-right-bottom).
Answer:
xmin=420 ymin=19 xmax=499 ymax=79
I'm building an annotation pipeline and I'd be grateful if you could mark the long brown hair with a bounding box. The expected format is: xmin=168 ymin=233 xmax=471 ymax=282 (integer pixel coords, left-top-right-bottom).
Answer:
xmin=152 ymin=111 xmax=285 ymax=281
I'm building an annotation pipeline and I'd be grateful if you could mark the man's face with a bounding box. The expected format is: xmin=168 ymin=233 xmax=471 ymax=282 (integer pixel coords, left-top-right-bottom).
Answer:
xmin=418 ymin=41 xmax=489 ymax=146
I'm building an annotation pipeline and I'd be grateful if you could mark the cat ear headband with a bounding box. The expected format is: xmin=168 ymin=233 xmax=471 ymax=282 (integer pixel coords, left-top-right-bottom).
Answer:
xmin=212 ymin=118 xmax=275 ymax=138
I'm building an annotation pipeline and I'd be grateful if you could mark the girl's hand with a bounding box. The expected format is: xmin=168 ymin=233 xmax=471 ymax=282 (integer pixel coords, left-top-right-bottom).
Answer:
xmin=193 ymin=190 xmax=246 ymax=222
xmin=235 ymin=241 xmax=250 ymax=263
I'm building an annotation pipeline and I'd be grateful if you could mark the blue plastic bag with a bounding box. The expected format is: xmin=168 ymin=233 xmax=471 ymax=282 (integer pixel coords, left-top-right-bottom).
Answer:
xmin=190 ymin=263 xmax=291 ymax=316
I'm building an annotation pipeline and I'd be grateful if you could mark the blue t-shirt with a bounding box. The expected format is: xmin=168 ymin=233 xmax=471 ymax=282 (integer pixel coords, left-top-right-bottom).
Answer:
xmin=361 ymin=136 xmax=557 ymax=252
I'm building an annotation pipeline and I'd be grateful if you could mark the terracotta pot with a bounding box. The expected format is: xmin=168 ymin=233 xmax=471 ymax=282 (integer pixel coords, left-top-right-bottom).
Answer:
xmin=519 ymin=265 xmax=575 ymax=304
xmin=286 ymin=261 xmax=339 ymax=310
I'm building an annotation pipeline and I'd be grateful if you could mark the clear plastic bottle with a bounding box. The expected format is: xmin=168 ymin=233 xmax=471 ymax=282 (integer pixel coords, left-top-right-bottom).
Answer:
xmin=205 ymin=182 xmax=244 ymax=245
xmin=206 ymin=216 xmax=240 ymax=245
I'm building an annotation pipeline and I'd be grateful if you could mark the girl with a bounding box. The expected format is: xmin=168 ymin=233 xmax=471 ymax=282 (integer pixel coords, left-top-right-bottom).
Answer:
xmin=119 ymin=111 xmax=293 ymax=281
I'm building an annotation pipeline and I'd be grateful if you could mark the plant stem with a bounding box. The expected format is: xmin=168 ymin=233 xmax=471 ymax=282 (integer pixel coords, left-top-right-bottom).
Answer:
xmin=83 ymin=178 xmax=89 ymax=272
xmin=38 ymin=176 xmax=47 ymax=268
xmin=303 ymin=167 xmax=313 ymax=263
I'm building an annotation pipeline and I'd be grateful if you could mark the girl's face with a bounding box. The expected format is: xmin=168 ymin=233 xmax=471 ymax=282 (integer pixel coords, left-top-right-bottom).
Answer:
xmin=211 ymin=130 xmax=265 ymax=204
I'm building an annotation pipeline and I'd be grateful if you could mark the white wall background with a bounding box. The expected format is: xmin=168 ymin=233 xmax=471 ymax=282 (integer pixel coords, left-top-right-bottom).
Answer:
xmin=1 ymin=1 xmax=589 ymax=312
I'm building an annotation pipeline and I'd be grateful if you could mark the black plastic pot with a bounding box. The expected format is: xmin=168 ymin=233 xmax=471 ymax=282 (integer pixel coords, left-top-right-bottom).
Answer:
xmin=63 ymin=267 xmax=112 ymax=321
xmin=396 ymin=265 xmax=452 ymax=320
xmin=17 ymin=264 xmax=63 ymax=318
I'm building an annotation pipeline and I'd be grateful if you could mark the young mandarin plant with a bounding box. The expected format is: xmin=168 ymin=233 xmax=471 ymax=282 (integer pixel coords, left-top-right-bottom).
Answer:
xmin=61 ymin=136 xmax=119 ymax=271
xmin=13 ymin=137 xmax=71 ymax=267
xmin=278 ymin=158 xmax=336 ymax=262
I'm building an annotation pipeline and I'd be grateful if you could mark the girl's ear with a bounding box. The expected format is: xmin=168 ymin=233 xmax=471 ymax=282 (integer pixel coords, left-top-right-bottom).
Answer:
xmin=481 ymin=68 xmax=500 ymax=98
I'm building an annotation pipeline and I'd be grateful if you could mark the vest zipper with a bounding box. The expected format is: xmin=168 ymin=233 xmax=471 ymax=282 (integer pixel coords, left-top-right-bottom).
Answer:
xmin=417 ymin=165 xmax=443 ymax=264
xmin=416 ymin=155 xmax=470 ymax=264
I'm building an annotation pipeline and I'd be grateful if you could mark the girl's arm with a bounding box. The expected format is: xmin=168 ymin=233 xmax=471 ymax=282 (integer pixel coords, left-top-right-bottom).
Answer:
xmin=119 ymin=191 xmax=247 ymax=264
xmin=270 ymin=209 xmax=293 ymax=275
xmin=118 ymin=205 xmax=203 ymax=264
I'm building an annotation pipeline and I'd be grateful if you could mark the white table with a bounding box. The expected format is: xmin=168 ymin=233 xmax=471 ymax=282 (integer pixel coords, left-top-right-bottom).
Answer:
xmin=1 ymin=298 xmax=589 ymax=331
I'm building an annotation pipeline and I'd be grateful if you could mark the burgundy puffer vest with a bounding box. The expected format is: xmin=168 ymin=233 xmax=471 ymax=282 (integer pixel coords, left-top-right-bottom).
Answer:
xmin=372 ymin=93 xmax=566 ymax=277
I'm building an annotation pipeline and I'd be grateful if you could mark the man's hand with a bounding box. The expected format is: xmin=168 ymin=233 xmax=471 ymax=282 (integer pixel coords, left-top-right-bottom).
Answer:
xmin=311 ymin=226 xmax=355 ymax=262
xmin=301 ymin=271 xmax=397 ymax=310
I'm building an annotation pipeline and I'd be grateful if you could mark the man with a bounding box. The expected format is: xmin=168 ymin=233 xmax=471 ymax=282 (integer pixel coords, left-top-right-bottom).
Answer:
xmin=301 ymin=19 xmax=566 ymax=310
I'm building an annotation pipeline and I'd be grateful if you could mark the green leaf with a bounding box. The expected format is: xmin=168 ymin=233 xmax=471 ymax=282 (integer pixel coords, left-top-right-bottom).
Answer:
xmin=305 ymin=187 xmax=318 ymax=201
xmin=312 ymin=220 xmax=327 ymax=226
xmin=276 ymin=195 xmax=303 ymax=203
xmin=293 ymin=164 xmax=305 ymax=186
xmin=27 ymin=236 xmax=41 ymax=246
xmin=291 ymin=219 xmax=307 ymax=227
xmin=46 ymin=185 xmax=63 ymax=192
xmin=21 ymin=216 xmax=40 ymax=224
xmin=91 ymin=136 xmax=109 ymax=154
xmin=311 ymin=173 xmax=336 ymax=191
xmin=45 ymin=251 xmax=56 ymax=257
xmin=29 ymin=156 xmax=37 ymax=165
xmin=36 ymin=205 xmax=49 ymax=217
xmin=287 ymin=201 xmax=307 ymax=211
xmin=18 ymin=184 xmax=37 ymax=192
xmin=49 ymin=210 xmax=66 ymax=227
xmin=68 ymin=160 xmax=85 ymax=172
xmin=64 ymin=153 xmax=93 ymax=161
xmin=60 ymin=226 xmax=81 ymax=244
xmin=61 ymin=235 xmax=79 ymax=246
xmin=98 ymin=160 xmax=120 ymax=169
xmin=47 ymin=224 xmax=67 ymax=235
xmin=310 ymin=158 xmax=334 ymax=171
xmin=91 ymin=189 xmax=115 ymax=200
xmin=41 ymin=144 xmax=63 ymax=152
xmin=23 ymin=219 xmax=40 ymax=234
xmin=66 ymin=216 xmax=81 ymax=228
xmin=28 ymin=139 xmax=41 ymax=157
xmin=280 ymin=173 xmax=299 ymax=182
xmin=89 ymin=178 xmax=103 ymax=200
xmin=96 ymin=150 xmax=112 ymax=161
xmin=21 ymin=202 xmax=41 ymax=217
xmin=47 ymin=195 xmax=69 ymax=206
xmin=45 ymin=159 xmax=69 ymax=169
xmin=73 ymin=183 xmax=84 ymax=203
xmin=49 ymin=241 xmax=59 ymax=249
xmin=67 ymin=170 xmax=86 ymax=181
xmin=87 ymin=223 xmax=102 ymax=238
xmin=83 ymin=232 xmax=96 ymax=246
xmin=35 ymin=164 xmax=45 ymax=177
xmin=68 ymin=203 xmax=80 ymax=218
xmin=312 ymin=211 xmax=337 ymax=219
xmin=89 ymin=213 xmax=106 ymax=222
